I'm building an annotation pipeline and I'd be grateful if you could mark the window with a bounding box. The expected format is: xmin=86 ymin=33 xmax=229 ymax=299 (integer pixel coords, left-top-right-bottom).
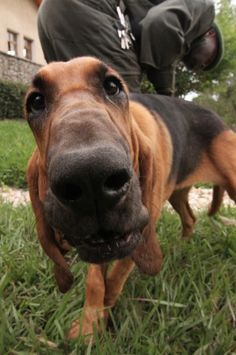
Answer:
xmin=7 ymin=30 xmax=18 ymax=56
xmin=23 ymin=37 xmax=33 ymax=60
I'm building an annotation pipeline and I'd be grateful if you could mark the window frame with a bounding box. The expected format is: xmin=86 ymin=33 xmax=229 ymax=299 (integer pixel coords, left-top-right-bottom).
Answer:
xmin=23 ymin=37 xmax=33 ymax=61
xmin=7 ymin=30 xmax=18 ymax=56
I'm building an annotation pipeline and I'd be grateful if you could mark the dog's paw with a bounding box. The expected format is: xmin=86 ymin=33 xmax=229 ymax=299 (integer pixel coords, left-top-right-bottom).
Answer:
xmin=67 ymin=319 xmax=95 ymax=344
xmin=67 ymin=320 xmax=82 ymax=340
xmin=67 ymin=308 xmax=106 ymax=343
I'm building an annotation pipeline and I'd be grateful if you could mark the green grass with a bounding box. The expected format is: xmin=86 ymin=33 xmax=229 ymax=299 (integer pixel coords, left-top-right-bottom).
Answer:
xmin=0 ymin=119 xmax=236 ymax=353
xmin=0 ymin=201 xmax=236 ymax=354
xmin=0 ymin=119 xmax=35 ymax=188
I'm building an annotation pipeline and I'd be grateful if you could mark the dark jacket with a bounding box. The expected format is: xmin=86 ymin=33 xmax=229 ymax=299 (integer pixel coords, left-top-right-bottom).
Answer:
xmin=38 ymin=0 xmax=215 ymax=93
xmin=123 ymin=0 xmax=215 ymax=70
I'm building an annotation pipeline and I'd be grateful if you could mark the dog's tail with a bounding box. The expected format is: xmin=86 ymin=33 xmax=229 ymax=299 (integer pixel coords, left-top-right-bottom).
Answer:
xmin=208 ymin=185 xmax=225 ymax=216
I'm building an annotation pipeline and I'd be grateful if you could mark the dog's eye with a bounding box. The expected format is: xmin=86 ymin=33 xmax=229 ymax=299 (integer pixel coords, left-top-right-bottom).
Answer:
xmin=103 ymin=76 xmax=122 ymax=97
xmin=26 ymin=92 xmax=46 ymax=115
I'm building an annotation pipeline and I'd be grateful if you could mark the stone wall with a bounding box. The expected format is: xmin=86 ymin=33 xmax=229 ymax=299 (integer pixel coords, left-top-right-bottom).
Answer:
xmin=0 ymin=51 xmax=42 ymax=84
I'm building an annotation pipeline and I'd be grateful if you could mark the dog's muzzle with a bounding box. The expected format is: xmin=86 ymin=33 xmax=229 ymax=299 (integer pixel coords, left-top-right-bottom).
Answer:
xmin=44 ymin=144 xmax=149 ymax=263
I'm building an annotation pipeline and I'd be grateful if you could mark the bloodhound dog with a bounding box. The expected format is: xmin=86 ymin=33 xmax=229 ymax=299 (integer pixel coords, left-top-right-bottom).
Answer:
xmin=25 ymin=57 xmax=235 ymax=340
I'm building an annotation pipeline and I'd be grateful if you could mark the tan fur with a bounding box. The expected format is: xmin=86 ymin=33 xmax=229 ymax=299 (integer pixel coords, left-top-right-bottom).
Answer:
xmin=25 ymin=57 xmax=236 ymax=341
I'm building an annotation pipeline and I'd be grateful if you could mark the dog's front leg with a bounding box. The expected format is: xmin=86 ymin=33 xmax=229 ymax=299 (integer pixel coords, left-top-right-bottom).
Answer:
xmin=68 ymin=264 xmax=107 ymax=341
xmin=104 ymin=257 xmax=135 ymax=313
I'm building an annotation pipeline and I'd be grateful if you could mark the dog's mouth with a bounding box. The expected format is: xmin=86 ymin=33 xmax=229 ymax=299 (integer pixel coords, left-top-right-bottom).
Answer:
xmin=67 ymin=231 xmax=142 ymax=263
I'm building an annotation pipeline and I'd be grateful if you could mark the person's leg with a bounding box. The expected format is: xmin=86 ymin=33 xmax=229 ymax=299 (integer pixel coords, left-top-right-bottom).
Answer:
xmin=140 ymin=3 xmax=184 ymax=95
xmin=145 ymin=65 xmax=176 ymax=96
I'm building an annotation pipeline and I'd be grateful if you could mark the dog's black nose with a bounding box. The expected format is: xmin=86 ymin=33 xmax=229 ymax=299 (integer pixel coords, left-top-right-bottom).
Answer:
xmin=49 ymin=146 xmax=131 ymax=208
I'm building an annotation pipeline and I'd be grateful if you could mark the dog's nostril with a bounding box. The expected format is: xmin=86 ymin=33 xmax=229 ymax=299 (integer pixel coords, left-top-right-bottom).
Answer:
xmin=104 ymin=170 xmax=131 ymax=192
xmin=53 ymin=182 xmax=82 ymax=201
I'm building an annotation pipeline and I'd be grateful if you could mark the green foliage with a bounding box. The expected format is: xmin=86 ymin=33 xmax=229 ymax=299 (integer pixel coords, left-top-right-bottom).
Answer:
xmin=141 ymin=73 xmax=156 ymax=94
xmin=0 ymin=120 xmax=35 ymax=188
xmin=176 ymin=0 xmax=236 ymax=95
xmin=195 ymin=75 xmax=236 ymax=129
xmin=0 ymin=80 xmax=27 ymax=119
xmin=0 ymin=202 xmax=235 ymax=353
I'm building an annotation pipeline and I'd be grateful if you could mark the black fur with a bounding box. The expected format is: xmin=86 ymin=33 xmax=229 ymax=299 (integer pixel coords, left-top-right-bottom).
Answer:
xmin=130 ymin=94 xmax=226 ymax=183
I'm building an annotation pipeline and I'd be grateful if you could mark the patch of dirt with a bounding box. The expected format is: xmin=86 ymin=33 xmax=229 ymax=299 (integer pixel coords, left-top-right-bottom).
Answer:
xmin=0 ymin=187 xmax=30 ymax=207
xmin=165 ymin=187 xmax=235 ymax=212
xmin=0 ymin=186 xmax=235 ymax=211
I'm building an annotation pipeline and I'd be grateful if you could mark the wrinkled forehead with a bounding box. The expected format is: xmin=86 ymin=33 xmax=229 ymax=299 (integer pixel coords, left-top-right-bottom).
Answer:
xmin=31 ymin=56 xmax=119 ymax=94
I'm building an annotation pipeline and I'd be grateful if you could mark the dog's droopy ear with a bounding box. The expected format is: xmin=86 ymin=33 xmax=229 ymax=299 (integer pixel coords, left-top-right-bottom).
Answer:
xmin=132 ymin=226 xmax=163 ymax=275
xmin=130 ymin=115 xmax=164 ymax=276
xmin=27 ymin=150 xmax=74 ymax=293
xmin=54 ymin=264 xmax=74 ymax=293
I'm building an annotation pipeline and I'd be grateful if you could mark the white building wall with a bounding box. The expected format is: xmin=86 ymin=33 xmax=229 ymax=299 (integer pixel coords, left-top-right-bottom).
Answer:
xmin=0 ymin=0 xmax=45 ymax=65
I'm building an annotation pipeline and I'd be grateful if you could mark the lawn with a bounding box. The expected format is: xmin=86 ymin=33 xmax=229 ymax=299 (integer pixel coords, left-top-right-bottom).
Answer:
xmin=0 ymin=200 xmax=236 ymax=354
xmin=0 ymin=119 xmax=236 ymax=354
xmin=0 ymin=119 xmax=35 ymax=188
